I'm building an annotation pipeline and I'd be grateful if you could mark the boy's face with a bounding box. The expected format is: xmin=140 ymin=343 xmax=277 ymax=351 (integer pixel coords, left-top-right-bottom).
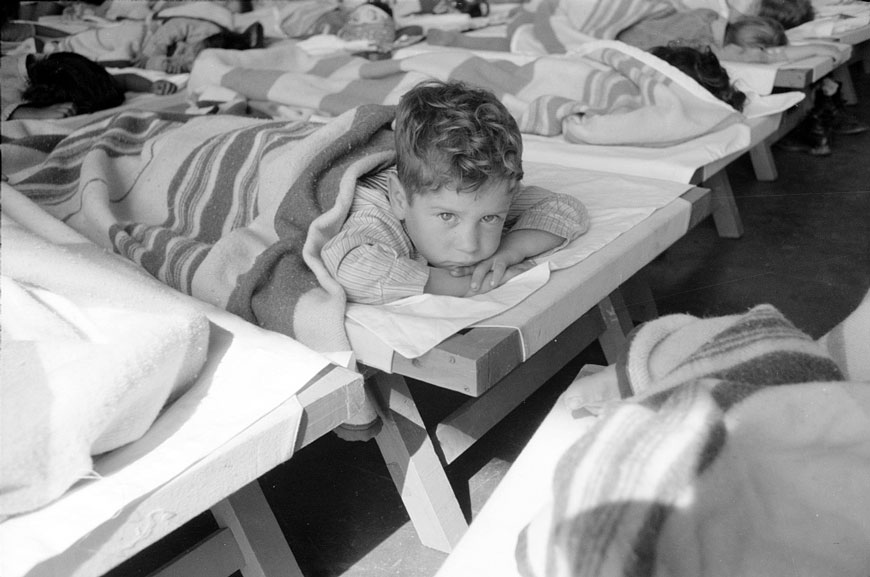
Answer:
xmin=389 ymin=174 xmax=513 ymax=270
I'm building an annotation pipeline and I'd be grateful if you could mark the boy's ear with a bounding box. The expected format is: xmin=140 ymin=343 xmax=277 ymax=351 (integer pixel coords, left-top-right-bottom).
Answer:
xmin=387 ymin=172 xmax=409 ymax=219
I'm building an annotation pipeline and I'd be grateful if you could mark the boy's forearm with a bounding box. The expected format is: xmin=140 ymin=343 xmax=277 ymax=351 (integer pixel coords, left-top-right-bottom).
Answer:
xmin=500 ymin=229 xmax=563 ymax=261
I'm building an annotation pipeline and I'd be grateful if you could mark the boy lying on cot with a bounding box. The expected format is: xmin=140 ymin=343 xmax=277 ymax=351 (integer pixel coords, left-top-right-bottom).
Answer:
xmin=322 ymin=80 xmax=590 ymax=305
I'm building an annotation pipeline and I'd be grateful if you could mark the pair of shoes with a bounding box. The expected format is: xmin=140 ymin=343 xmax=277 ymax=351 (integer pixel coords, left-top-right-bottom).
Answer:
xmin=828 ymin=80 xmax=870 ymax=135
xmin=831 ymin=111 xmax=870 ymax=135
xmin=774 ymin=136 xmax=832 ymax=156
xmin=775 ymin=135 xmax=810 ymax=152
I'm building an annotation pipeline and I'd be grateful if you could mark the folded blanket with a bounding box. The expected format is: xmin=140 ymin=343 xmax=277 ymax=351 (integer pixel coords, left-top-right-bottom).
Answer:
xmin=517 ymin=304 xmax=870 ymax=577
xmin=0 ymin=201 xmax=210 ymax=518
xmin=189 ymin=39 xmax=743 ymax=146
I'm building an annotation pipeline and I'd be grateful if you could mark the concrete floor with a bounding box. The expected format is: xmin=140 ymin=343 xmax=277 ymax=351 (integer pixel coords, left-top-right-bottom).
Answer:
xmin=108 ymin=63 xmax=870 ymax=577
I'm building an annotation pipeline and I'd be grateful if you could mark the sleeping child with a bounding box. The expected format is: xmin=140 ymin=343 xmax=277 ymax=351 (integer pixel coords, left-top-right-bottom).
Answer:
xmin=1 ymin=51 xmax=177 ymax=120
xmin=322 ymin=80 xmax=590 ymax=305
xmin=426 ymin=0 xmax=841 ymax=64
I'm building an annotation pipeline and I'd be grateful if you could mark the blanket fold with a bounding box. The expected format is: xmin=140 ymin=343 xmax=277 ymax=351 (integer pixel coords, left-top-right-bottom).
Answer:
xmin=4 ymin=106 xmax=396 ymax=360
xmin=189 ymin=40 xmax=742 ymax=146
xmin=517 ymin=304 xmax=870 ymax=577
xmin=0 ymin=197 xmax=210 ymax=518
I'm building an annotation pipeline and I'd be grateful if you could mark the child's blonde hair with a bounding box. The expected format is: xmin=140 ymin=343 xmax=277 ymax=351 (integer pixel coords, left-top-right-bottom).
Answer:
xmin=724 ymin=16 xmax=787 ymax=49
xmin=394 ymin=80 xmax=524 ymax=199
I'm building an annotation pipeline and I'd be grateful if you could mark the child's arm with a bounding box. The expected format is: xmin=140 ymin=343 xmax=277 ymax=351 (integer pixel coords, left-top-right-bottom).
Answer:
xmin=714 ymin=42 xmax=844 ymax=63
xmin=112 ymin=73 xmax=178 ymax=95
xmin=456 ymin=185 xmax=590 ymax=290
xmin=764 ymin=43 xmax=844 ymax=63
xmin=7 ymin=102 xmax=77 ymax=120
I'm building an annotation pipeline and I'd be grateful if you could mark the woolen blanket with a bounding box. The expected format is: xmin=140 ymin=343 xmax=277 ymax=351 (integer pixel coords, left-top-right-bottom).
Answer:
xmin=3 ymin=105 xmax=396 ymax=358
xmin=516 ymin=304 xmax=870 ymax=577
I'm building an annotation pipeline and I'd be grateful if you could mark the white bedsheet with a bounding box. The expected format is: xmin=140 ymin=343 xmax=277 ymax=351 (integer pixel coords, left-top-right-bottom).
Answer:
xmin=0 ymin=186 xmax=340 ymax=577
xmin=347 ymin=163 xmax=692 ymax=369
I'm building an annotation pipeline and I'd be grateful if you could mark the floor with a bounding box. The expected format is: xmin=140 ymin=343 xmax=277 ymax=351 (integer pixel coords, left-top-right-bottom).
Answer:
xmin=110 ymin=63 xmax=870 ymax=577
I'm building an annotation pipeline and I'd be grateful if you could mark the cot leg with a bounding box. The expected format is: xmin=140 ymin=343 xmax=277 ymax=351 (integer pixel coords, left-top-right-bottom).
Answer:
xmin=211 ymin=481 xmax=304 ymax=577
xmin=620 ymin=271 xmax=658 ymax=324
xmin=832 ymin=65 xmax=857 ymax=106
xmin=597 ymin=292 xmax=632 ymax=364
xmin=703 ymin=170 xmax=744 ymax=239
xmin=371 ymin=372 xmax=468 ymax=553
xmin=749 ymin=140 xmax=778 ymax=182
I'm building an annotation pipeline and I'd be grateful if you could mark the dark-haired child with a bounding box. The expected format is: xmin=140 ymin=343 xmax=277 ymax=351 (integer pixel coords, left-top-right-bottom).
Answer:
xmin=1 ymin=51 xmax=177 ymax=120
xmin=322 ymin=80 xmax=590 ymax=305
xmin=650 ymin=45 xmax=747 ymax=111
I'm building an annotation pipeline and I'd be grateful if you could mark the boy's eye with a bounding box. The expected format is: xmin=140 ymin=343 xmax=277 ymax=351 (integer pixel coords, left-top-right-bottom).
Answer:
xmin=481 ymin=214 xmax=503 ymax=224
xmin=437 ymin=213 xmax=456 ymax=222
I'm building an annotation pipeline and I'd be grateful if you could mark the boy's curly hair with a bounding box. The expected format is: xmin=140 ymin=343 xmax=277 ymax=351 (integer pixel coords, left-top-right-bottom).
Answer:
xmin=651 ymin=45 xmax=747 ymax=112
xmin=23 ymin=52 xmax=124 ymax=114
xmin=759 ymin=0 xmax=814 ymax=29
xmin=394 ymin=80 xmax=524 ymax=198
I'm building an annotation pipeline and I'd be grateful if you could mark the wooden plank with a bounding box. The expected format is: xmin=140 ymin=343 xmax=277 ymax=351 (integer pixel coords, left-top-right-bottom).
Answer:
xmin=151 ymin=528 xmax=244 ymax=577
xmin=211 ymin=482 xmax=304 ymax=577
xmin=371 ymin=373 xmax=468 ymax=552
xmin=294 ymin=366 xmax=366 ymax=450
xmin=774 ymin=67 xmax=813 ymax=89
xmin=833 ymin=23 xmax=870 ymax=46
xmin=435 ymin=308 xmax=605 ymax=464
xmin=389 ymin=326 xmax=523 ymax=396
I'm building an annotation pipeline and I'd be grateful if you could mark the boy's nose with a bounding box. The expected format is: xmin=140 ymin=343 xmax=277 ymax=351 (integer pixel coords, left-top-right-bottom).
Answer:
xmin=454 ymin=225 xmax=480 ymax=254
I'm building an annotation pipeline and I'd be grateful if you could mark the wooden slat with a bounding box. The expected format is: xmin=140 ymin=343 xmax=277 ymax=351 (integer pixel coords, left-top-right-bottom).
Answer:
xmin=774 ymin=66 xmax=813 ymax=89
xmin=389 ymin=326 xmax=523 ymax=396
xmin=294 ymin=366 xmax=367 ymax=450
xmin=151 ymin=528 xmax=244 ymax=577
xmin=435 ymin=308 xmax=605 ymax=464
xmin=211 ymin=483 xmax=304 ymax=577
xmin=371 ymin=373 xmax=468 ymax=552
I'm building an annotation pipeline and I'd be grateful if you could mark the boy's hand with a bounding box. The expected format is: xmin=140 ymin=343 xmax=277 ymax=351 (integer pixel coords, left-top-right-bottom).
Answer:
xmin=451 ymin=247 xmax=535 ymax=293
xmin=464 ymin=261 xmax=536 ymax=296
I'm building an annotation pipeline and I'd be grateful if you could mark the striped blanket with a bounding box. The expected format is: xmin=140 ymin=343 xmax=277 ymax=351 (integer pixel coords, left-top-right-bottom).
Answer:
xmin=189 ymin=39 xmax=742 ymax=147
xmin=507 ymin=0 xmax=729 ymax=53
xmin=517 ymin=304 xmax=870 ymax=577
xmin=3 ymin=105 xmax=396 ymax=359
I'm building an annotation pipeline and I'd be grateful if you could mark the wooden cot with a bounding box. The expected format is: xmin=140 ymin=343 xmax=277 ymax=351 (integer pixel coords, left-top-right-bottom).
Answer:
xmin=349 ymin=161 xmax=718 ymax=552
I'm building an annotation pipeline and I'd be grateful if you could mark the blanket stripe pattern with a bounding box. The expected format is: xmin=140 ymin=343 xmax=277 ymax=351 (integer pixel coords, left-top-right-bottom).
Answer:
xmin=189 ymin=39 xmax=741 ymax=147
xmin=510 ymin=0 xmax=729 ymax=52
xmin=5 ymin=105 xmax=397 ymax=360
xmin=516 ymin=304 xmax=846 ymax=577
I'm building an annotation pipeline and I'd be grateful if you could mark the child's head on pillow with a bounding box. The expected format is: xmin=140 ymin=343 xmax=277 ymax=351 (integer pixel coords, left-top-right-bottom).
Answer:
xmin=22 ymin=52 xmax=125 ymax=114
xmin=651 ymin=45 xmax=747 ymax=112
xmin=725 ymin=16 xmax=787 ymax=49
